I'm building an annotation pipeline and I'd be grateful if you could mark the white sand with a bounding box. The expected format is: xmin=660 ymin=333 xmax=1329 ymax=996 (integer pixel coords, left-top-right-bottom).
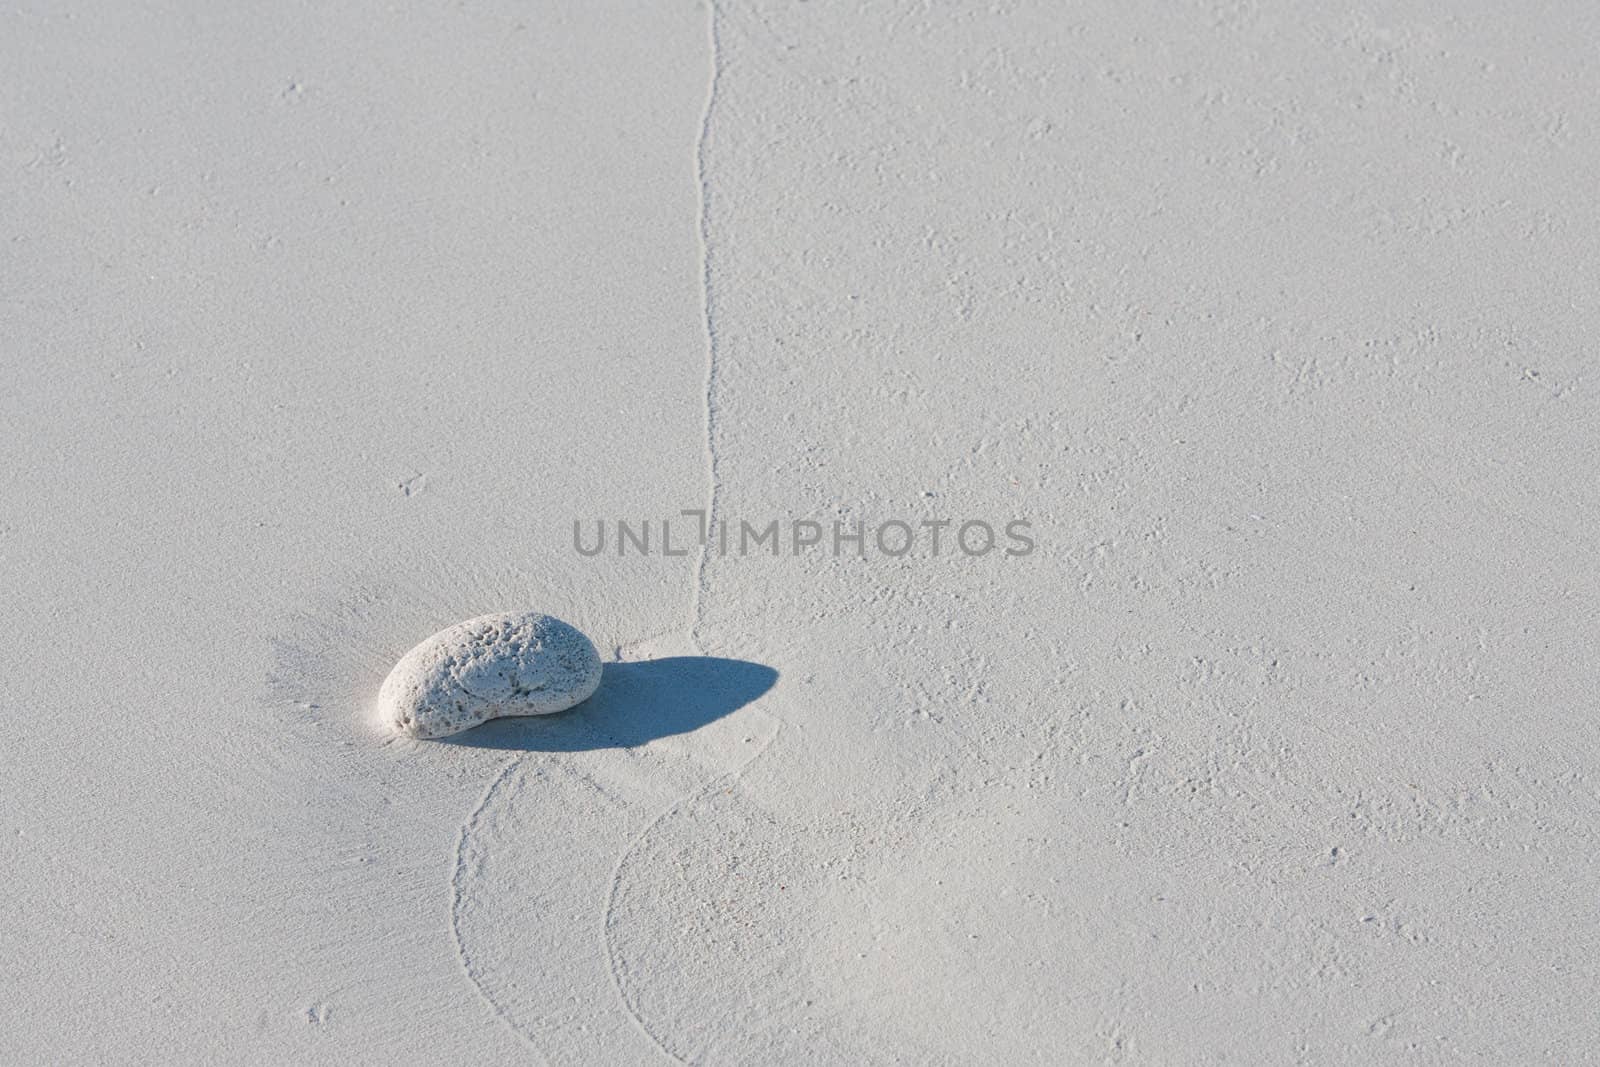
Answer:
xmin=5 ymin=0 xmax=1599 ymax=1062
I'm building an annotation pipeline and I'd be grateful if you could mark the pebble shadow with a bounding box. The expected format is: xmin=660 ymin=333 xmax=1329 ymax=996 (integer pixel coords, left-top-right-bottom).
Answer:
xmin=440 ymin=656 xmax=778 ymax=752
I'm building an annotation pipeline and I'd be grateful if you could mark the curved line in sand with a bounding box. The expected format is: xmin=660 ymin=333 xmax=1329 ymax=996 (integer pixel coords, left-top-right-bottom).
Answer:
xmin=447 ymin=1 xmax=757 ymax=1060
xmin=601 ymin=713 xmax=782 ymax=1064
xmin=449 ymin=756 xmax=551 ymax=1063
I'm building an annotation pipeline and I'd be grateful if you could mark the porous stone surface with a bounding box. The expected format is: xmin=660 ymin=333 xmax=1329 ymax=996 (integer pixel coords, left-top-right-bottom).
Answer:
xmin=378 ymin=612 xmax=602 ymax=738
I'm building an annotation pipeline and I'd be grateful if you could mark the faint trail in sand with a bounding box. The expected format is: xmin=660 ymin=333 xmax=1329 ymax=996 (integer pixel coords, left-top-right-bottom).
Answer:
xmin=689 ymin=0 xmax=726 ymax=648
xmin=448 ymin=2 xmax=761 ymax=1061
xmin=449 ymin=757 xmax=549 ymax=1062
xmin=599 ymin=3 xmax=748 ymax=1059
xmin=603 ymin=712 xmax=781 ymax=1064
xmin=597 ymin=3 xmax=797 ymax=1058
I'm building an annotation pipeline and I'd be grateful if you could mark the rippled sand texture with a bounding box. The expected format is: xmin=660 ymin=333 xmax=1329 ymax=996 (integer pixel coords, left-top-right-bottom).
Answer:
xmin=6 ymin=0 xmax=1600 ymax=1062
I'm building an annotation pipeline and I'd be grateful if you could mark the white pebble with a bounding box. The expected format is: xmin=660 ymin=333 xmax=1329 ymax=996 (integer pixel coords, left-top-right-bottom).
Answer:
xmin=378 ymin=612 xmax=602 ymax=739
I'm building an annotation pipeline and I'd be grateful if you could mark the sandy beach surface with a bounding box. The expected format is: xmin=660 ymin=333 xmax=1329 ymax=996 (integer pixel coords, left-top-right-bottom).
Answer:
xmin=5 ymin=1 xmax=1599 ymax=1062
